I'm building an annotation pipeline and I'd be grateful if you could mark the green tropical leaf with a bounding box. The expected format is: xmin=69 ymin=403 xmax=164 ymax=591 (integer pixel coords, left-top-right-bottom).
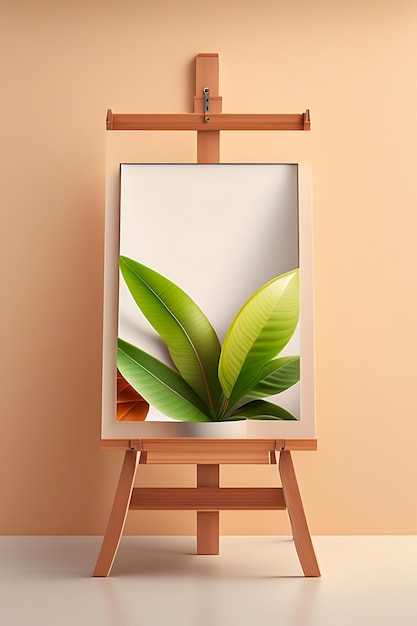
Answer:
xmin=117 ymin=339 xmax=212 ymax=422
xmin=229 ymin=399 xmax=297 ymax=421
xmin=249 ymin=356 xmax=300 ymax=398
xmin=120 ymin=257 xmax=222 ymax=414
xmin=218 ymin=269 xmax=299 ymax=403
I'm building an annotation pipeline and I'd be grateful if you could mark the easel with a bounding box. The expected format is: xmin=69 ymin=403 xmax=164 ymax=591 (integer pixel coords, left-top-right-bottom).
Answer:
xmin=94 ymin=54 xmax=319 ymax=578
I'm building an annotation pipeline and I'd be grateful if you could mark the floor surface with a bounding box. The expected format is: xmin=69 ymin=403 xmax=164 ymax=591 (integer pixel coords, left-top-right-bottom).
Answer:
xmin=1 ymin=536 xmax=416 ymax=626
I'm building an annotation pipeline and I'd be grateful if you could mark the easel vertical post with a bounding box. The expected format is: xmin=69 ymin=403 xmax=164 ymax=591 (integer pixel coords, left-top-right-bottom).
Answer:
xmin=196 ymin=464 xmax=220 ymax=554
xmin=194 ymin=53 xmax=222 ymax=163
xmin=194 ymin=53 xmax=221 ymax=553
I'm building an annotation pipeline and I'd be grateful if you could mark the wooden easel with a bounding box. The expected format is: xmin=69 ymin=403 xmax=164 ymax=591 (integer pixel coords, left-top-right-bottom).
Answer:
xmin=94 ymin=54 xmax=319 ymax=578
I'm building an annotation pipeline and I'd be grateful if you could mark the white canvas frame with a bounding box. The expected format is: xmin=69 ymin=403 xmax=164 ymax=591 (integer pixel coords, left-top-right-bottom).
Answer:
xmin=102 ymin=162 xmax=315 ymax=439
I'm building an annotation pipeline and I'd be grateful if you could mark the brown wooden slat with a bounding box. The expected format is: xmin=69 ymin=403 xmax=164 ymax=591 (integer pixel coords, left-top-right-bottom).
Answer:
xmin=197 ymin=511 xmax=219 ymax=554
xmin=136 ymin=439 xmax=277 ymax=463
xmin=143 ymin=451 xmax=270 ymax=464
xmin=108 ymin=112 xmax=308 ymax=131
xmin=197 ymin=464 xmax=220 ymax=487
xmin=195 ymin=53 xmax=221 ymax=163
xmin=137 ymin=439 xmax=276 ymax=452
xmin=195 ymin=53 xmax=221 ymax=551
xmin=136 ymin=439 xmax=317 ymax=452
xmin=195 ymin=53 xmax=219 ymax=95
xmin=197 ymin=464 xmax=219 ymax=554
xmin=197 ymin=130 xmax=219 ymax=162
xmin=129 ymin=487 xmax=286 ymax=510
xmin=100 ymin=439 xmax=318 ymax=452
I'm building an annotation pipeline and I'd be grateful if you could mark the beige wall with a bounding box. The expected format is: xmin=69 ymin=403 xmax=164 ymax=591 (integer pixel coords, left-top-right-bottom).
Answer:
xmin=1 ymin=0 xmax=416 ymax=535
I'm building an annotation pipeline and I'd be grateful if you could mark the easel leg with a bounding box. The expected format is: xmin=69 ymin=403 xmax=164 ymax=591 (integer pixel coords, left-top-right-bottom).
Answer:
xmin=278 ymin=450 xmax=320 ymax=577
xmin=196 ymin=464 xmax=219 ymax=554
xmin=93 ymin=450 xmax=139 ymax=577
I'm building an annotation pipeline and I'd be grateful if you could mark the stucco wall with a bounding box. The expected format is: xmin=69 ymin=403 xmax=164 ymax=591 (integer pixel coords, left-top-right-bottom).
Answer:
xmin=1 ymin=0 xmax=416 ymax=534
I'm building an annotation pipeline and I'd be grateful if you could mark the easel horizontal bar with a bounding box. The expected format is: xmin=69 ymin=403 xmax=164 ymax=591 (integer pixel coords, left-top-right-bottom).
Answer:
xmin=130 ymin=487 xmax=286 ymax=510
xmin=99 ymin=438 xmax=318 ymax=453
xmin=106 ymin=111 xmax=310 ymax=131
xmin=138 ymin=439 xmax=281 ymax=453
xmin=142 ymin=451 xmax=270 ymax=464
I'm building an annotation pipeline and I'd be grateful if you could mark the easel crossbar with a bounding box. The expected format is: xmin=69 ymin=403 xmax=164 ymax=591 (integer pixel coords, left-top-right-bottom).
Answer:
xmin=106 ymin=111 xmax=310 ymax=131
xmin=130 ymin=487 xmax=286 ymax=510
xmin=100 ymin=439 xmax=318 ymax=453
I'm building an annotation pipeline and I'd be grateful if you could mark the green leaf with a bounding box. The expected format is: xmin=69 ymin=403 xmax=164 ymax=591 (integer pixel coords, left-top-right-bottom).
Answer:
xmin=229 ymin=399 xmax=297 ymax=421
xmin=249 ymin=356 xmax=300 ymax=398
xmin=117 ymin=339 xmax=212 ymax=422
xmin=120 ymin=257 xmax=222 ymax=414
xmin=218 ymin=269 xmax=299 ymax=403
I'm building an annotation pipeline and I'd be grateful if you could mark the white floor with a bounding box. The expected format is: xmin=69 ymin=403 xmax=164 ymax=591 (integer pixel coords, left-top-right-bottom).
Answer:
xmin=1 ymin=536 xmax=416 ymax=626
